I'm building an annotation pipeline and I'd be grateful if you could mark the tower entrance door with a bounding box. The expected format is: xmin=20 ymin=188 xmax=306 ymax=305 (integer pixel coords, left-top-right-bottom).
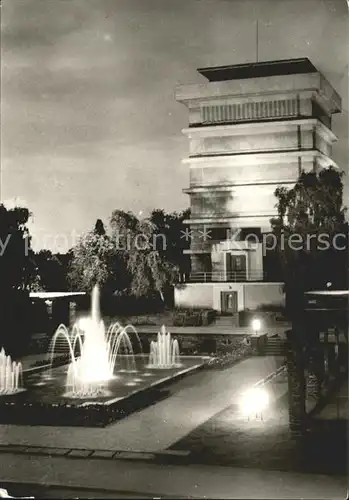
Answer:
xmin=221 ymin=291 xmax=238 ymax=315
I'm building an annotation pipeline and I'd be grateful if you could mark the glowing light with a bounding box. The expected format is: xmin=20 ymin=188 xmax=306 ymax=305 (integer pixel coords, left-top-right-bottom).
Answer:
xmin=239 ymin=387 xmax=269 ymax=416
xmin=251 ymin=318 xmax=261 ymax=333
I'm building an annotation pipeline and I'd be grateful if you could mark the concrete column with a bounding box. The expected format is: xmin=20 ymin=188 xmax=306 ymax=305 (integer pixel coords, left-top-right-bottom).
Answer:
xmin=327 ymin=343 xmax=337 ymax=378
xmin=251 ymin=333 xmax=267 ymax=355
xmin=52 ymin=299 xmax=69 ymax=330
xmin=306 ymin=371 xmax=319 ymax=401
xmin=69 ymin=301 xmax=77 ymax=327
xmin=338 ymin=342 xmax=348 ymax=371
xmin=45 ymin=300 xmax=53 ymax=318
xmin=306 ymin=343 xmax=324 ymax=403
xmin=45 ymin=299 xmax=53 ymax=334
xmin=286 ymin=331 xmax=306 ymax=438
xmin=323 ymin=330 xmax=328 ymax=372
xmin=316 ymin=345 xmax=325 ymax=389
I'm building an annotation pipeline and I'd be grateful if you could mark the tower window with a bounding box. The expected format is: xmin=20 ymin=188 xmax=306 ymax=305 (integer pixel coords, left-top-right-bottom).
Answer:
xmin=201 ymin=98 xmax=298 ymax=124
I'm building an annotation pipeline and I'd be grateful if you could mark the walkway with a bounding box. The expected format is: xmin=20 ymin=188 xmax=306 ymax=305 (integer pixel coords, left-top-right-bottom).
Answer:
xmin=0 ymin=357 xmax=283 ymax=453
xmin=0 ymin=453 xmax=346 ymax=499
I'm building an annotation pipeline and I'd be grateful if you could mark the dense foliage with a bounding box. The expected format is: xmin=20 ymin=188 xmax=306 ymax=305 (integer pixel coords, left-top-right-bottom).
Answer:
xmin=0 ymin=204 xmax=34 ymax=355
xmin=270 ymin=166 xmax=348 ymax=321
xmin=67 ymin=210 xmax=190 ymax=305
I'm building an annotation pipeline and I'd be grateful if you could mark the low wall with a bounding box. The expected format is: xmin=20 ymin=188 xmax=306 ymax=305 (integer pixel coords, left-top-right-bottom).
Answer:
xmin=174 ymin=282 xmax=284 ymax=312
xmin=174 ymin=283 xmax=214 ymax=309
xmin=244 ymin=283 xmax=285 ymax=309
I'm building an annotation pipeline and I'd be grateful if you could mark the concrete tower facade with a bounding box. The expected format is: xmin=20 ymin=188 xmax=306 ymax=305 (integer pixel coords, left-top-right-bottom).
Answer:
xmin=175 ymin=58 xmax=341 ymax=312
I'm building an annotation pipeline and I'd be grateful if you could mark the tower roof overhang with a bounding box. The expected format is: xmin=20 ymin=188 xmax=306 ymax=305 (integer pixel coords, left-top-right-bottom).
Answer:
xmin=197 ymin=58 xmax=318 ymax=82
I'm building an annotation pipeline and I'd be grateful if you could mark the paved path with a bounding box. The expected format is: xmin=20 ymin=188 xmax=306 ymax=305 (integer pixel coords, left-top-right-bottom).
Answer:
xmin=0 ymin=453 xmax=346 ymax=499
xmin=0 ymin=357 xmax=282 ymax=453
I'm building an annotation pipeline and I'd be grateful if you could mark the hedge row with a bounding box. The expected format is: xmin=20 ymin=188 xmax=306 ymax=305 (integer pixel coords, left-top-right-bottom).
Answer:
xmin=173 ymin=308 xmax=216 ymax=327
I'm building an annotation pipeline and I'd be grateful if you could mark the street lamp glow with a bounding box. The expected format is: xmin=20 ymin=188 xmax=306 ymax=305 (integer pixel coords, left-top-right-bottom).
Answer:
xmin=251 ymin=318 xmax=261 ymax=333
xmin=239 ymin=387 xmax=269 ymax=417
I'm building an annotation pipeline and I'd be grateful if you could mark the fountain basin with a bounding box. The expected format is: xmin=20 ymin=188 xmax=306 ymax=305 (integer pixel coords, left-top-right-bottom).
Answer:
xmin=0 ymin=354 xmax=209 ymax=427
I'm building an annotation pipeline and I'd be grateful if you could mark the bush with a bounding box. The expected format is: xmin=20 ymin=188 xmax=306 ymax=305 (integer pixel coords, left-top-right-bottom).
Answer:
xmin=116 ymin=315 xmax=157 ymax=326
xmin=207 ymin=337 xmax=252 ymax=369
xmin=101 ymin=294 xmax=166 ymax=317
xmin=173 ymin=308 xmax=216 ymax=327
xmin=201 ymin=309 xmax=216 ymax=326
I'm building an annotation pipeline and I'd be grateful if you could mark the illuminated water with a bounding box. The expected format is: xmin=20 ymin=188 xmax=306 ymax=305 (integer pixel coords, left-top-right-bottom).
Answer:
xmin=148 ymin=325 xmax=180 ymax=368
xmin=49 ymin=286 xmax=181 ymax=398
xmin=0 ymin=347 xmax=23 ymax=395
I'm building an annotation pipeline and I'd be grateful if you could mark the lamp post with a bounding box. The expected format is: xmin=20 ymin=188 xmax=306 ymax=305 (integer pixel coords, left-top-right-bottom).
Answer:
xmin=251 ymin=318 xmax=261 ymax=335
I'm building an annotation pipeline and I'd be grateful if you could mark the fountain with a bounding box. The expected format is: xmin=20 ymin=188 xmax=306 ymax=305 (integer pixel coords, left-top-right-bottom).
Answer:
xmin=50 ymin=285 xmax=140 ymax=397
xmin=0 ymin=348 xmax=23 ymax=395
xmin=0 ymin=286 xmax=210 ymax=427
xmin=148 ymin=325 xmax=180 ymax=368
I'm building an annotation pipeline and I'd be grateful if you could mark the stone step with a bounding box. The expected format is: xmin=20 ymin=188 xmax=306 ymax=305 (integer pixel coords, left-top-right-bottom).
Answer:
xmin=264 ymin=348 xmax=286 ymax=356
xmin=264 ymin=339 xmax=287 ymax=356
xmin=215 ymin=316 xmax=240 ymax=327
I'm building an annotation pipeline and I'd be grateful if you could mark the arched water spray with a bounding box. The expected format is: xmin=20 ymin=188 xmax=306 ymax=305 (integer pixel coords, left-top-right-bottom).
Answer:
xmin=49 ymin=324 xmax=77 ymax=378
xmin=49 ymin=286 xmax=143 ymax=397
xmin=124 ymin=324 xmax=143 ymax=351
xmin=106 ymin=321 xmax=124 ymax=347
xmin=110 ymin=330 xmax=136 ymax=373
xmin=49 ymin=286 xmax=181 ymax=397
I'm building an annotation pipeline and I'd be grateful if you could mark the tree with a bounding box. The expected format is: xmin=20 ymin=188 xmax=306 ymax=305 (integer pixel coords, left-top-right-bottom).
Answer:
xmin=69 ymin=209 xmax=192 ymax=306
xmin=270 ymin=167 xmax=348 ymax=435
xmin=68 ymin=219 xmax=123 ymax=294
xmin=31 ymin=249 xmax=72 ymax=292
xmin=110 ymin=210 xmax=177 ymax=301
xmin=0 ymin=204 xmax=34 ymax=291
xmin=94 ymin=219 xmax=106 ymax=236
xmin=271 ymin=166 xmax=348 ymax=320
xmin=149 ymin=208 xmax=191 ymax=277
xmin=0 ymin=203 xmax=34 ymax=355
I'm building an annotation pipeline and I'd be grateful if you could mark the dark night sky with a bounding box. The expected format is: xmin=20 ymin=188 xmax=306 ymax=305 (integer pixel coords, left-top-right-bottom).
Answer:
xmin=2 ymin=0 xmax=348 ymax=251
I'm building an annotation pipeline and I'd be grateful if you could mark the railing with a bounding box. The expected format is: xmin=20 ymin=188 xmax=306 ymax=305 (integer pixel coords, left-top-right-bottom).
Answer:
xmin=183 ymin=270 xmax=276 ymax=283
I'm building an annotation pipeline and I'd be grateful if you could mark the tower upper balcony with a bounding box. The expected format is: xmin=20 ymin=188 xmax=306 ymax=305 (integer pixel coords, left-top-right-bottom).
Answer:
xmin=175 ymin=58 xmax=341 ymax=129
